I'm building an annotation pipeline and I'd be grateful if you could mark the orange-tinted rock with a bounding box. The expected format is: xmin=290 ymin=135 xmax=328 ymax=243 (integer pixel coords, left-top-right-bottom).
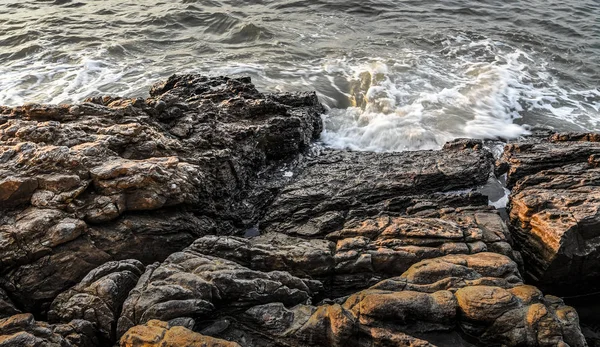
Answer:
xmin=499 ymin=132 xmax=600 ymax=293
xmin=120 ymin=320 xmax=240 ymax=347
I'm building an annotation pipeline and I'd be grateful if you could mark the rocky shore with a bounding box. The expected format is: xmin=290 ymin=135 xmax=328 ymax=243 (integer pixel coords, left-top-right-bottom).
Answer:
xmin=0 ymin=75 xmax=597 ymax=346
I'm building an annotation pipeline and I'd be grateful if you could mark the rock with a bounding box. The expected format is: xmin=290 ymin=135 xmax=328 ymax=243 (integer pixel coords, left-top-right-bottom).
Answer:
xmin=498 ymin=132 xmax=600 ymax=294
xmin=0 ymin=74 xmax=323 ymax=314
xmin=116 ymin=241 xmax=322 ymax=338
xmin=48 ymin=260 xmax=145 ymax=342
xmin=0 ymin=313 xmax=98 ymax=347
xmin=239 ymin=253 xmax=586 ymax=347
xmin=0 ymin=77 xmax=593 ymax=347
xmin=120 ymin=320 xmax=240 ymax=347
xmin=261 ymin=140 xmax=495 ymax=237
xmin=192 ymin=213 xmax=518 ymax=297
xmin=0 ymin=288 xmax=20 ymax=319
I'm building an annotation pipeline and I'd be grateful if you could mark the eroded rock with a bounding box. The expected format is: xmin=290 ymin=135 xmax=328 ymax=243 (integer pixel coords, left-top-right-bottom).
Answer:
xmin=0 ymin=75 xmax=323 ymax=314
xmin=261 ymin=141 xmax=495 ymax=237
xmin=499 ymin=132 xmax=600 ymax=294
xmin=239 ymin=253 xmax=586 ymax=347
xmin=116 ymin=241 xmax=322 ymax=338
xmin=48 ymin=260 xmax=145 ymax=342
xmin=120 ymin=320 xmax=240 ymax=347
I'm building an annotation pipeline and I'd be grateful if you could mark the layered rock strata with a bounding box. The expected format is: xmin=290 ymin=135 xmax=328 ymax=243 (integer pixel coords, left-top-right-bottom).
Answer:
xmin=498 ymin=132 xmax=600 ymax=294
xmin=0 ymin=74 xmax=323 ymax=314
xmin=0 ymin=76 xmax=592 ymax=347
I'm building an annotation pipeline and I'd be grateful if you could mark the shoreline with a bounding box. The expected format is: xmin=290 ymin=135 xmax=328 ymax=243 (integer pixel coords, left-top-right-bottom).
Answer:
xmin=0 ymin=74 xmax=598 ymax=347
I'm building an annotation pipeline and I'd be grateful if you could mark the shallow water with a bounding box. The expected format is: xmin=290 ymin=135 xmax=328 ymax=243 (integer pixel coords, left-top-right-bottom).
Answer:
xmin=1 ymin=0 xmax=599 ymax=150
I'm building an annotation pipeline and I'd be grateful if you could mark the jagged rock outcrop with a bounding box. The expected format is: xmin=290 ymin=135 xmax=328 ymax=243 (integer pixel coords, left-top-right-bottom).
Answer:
xmin=120 ymin=320 xmax=240 ymax=347
xmin=0 ymin=313 xmax=98 ymax=347
xmin=0 ymin=75 xmax=323 ymax=314
xmin=0 ymin=76 xmax=593 ymax=347
xmin=48 ymin=260 xmax=145 ymax=342
xmin=192 ymin=210 xmax=518 ymax=296
xmin=261 ymin=139 xmax=496 ymax=237
xmin=116 ymin=242 xmax=322 ymax=338
xmin=498 ymin=132 xmax=600 ymax=294
xmin=238 ymin=253 xmax=586 ymax=347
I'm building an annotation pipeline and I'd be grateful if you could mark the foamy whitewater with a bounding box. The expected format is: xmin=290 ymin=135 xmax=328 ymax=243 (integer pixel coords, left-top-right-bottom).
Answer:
xmin=0 ymin=0 xmax=598 ymax=151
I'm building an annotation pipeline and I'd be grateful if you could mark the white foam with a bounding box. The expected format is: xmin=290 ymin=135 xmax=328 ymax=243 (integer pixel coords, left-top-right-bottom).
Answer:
xmin=0 ymin=46 xmax=156 ymax=106
xmin=489 ymin=187 xmax=511 ymax=209
xmin=318 ymin=37 xmax=599 ymax=152
xmin=1 ymin=33 xmax=597 ymax=153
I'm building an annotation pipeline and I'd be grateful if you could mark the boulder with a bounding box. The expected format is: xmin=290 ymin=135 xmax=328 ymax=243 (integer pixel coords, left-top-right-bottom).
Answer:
xmin=116 ymin=241 xmax=322 ymax=338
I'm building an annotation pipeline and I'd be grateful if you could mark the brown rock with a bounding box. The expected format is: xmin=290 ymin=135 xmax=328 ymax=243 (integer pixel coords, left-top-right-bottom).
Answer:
xmin=0 ymin=313 xmax=98 ymax=347
xmin=120 ymin=320 xmax=239 ymax=347
xmin=0 ymin=75 xmax=323 ymax=314
xmin=499 ymin=132 xmax=600 ymax=293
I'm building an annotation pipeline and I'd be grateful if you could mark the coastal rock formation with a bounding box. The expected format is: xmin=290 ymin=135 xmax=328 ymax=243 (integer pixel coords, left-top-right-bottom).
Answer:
xmin=498 ymin=132 xmax=600 ymax=294
xmin=116 ymin=242 xmax=322 ymax=338
xmin=0 ymin=74 xmax=323 ymax=314
xmin=192 ymin=209 xmax=518 ymax=297
xmin=219 ymin=253 xmax=585 ymax=347
xmin=48 ymin=260 xmax=145 ymax=342
xmin=0 ymin=76 xmax=592 ymax=347
xmin=120 ymin=320 xmax=239 ymax=347
xmin=0 ymin=313 xmax=98 ymax=347
xmin=261 ymin=139 xmax=495 ymax=237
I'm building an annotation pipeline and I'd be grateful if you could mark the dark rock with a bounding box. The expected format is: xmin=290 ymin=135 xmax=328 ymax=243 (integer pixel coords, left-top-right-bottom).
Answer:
xmin=0 ymin=288 xmax=20 ymax=319
xmin=0 ymin=74 xmax=323 ymax=314
xmin=260 ymin=140 xmax=495 ymax=237
xmin=116 ymin=241 xmax=322 ymax=338
xmin=48 ymin=260 xmax=145 ymax=342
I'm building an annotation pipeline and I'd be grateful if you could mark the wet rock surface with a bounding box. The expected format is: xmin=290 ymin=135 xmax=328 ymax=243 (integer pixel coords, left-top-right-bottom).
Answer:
xmin=0 ymin=77 xmax=594 ymax=346
xmin=498 ymin=132 xmax=600 ymax=295
xmin=0 ymin=74 xmax=323 ymax=315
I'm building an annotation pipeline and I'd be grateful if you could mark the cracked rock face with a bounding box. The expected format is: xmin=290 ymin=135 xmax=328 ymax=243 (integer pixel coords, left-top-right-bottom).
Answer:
xmin=192 ymin=210 xmax=518 ymax=298
xmin=261 ymin=140 xmax=496 ymax=237
xmin=48 ymin=260 xmax=145 ymax=343
xmin=116 ymin=242 xmax=322 ymax=338
xmin=499 ymin=132 xmax=600 ymax=294
xmin=0 ymin=76 xmax=592 ymax=347
xmin=0 ymin=74 xmax=323 ymax=314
